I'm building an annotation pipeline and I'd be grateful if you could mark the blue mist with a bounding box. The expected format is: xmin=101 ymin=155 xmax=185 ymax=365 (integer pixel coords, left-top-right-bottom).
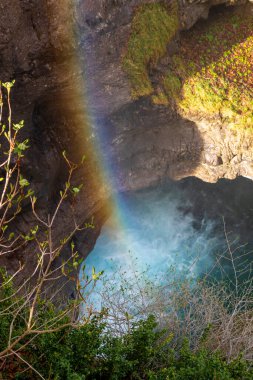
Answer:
xmin=84 ymin=184 xmax=225 ymax=310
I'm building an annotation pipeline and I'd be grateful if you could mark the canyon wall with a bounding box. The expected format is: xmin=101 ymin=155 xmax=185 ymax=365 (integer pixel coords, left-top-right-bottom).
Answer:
xmin=0 ymin=0 xmax=252 ymax=298
xmin=78 ymin=0 xmax=253 ymax=188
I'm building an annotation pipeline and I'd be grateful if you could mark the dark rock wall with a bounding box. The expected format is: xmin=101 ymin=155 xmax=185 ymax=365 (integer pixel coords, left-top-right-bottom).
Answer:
xmin=79 ymin=0 xmax=253 ymax=187
xmin=0 ymin=0 xmax=251 ymax=299
xmin=0 ymin=0 xmax=109 ymax=299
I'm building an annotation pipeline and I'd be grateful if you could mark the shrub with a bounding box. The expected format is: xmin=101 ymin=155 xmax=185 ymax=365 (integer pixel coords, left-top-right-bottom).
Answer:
xmin=0 ymin=81 xmax=102 ymax=378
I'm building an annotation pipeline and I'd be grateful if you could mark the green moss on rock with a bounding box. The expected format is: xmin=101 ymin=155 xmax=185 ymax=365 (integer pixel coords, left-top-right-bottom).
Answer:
xmin=163 ymin=71 xmax=181 ymax=102
xmin=162 ymin=10 xmax=253 ymax=130
xmin=123 ymin=1 xmax=178 ymax=99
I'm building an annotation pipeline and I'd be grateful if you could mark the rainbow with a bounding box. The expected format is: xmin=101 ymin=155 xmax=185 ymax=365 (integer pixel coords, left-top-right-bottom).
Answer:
xmin=60 ymin=1 xmax=253 ymax=315
xmin=64 ymin=6 xmax=130 ymax=241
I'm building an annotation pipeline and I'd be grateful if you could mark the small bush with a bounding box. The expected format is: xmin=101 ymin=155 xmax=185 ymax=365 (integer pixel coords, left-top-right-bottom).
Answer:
xmin=11 ymin=311 xmax=253 ymax=379
xmin=1 ymin=276 xmax=252 ymax=379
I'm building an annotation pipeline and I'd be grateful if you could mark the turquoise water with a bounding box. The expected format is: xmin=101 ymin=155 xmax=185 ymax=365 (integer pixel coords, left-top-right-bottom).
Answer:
xmin=83 ymin=184 xmax=225 ymax=310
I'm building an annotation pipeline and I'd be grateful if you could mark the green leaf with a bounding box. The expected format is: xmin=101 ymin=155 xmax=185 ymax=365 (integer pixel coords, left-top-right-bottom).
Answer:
xmin=17 ymin=142 xmax=28 ymax=151
xmin=25 ymin=189 xmax=34 ymax=198
xmin=60 ymin=237 xmax=67 ymax=245
xmin=1 ymin=225 xmax=8 ymax=233
xmin=8 ymin=232 xmax=15 ymax=241
xmin=19 ymin=177 xmax=29 ymax=187
xmin=4 ymin=131 xmax=9 ymax=141
xmin=2 ymin=80 xmax=15 ymax=91
xmin=31 ymin=225 xmax=38 ymax=235
xmin=22 ymin=233 xmax=34 ymax=242
xmin=14 ymin=139 xmax=29 ymax=157
xmin=91 ymin=266 xmax=103 ymax=281
xmin=72 ymin=187 xmax=80 ymax=194
xmin=72 ymin=184 xmax=83 ymax=196
xmin=13 ymin=120 xmax=24 ymax=131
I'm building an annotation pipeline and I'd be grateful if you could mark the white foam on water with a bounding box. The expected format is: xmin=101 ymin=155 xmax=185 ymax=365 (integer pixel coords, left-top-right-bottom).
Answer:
xmin=82 ymin=185 xmax=222 ymax=310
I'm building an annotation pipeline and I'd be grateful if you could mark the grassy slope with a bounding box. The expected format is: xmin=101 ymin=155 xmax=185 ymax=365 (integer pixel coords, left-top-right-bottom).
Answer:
xmin=123 ymin=1 xmax=178 ymax=99
xmin=163 ymin=10 xmax=253 ymax=129
xmin=124 ymin=3 xmax=253 ymax=130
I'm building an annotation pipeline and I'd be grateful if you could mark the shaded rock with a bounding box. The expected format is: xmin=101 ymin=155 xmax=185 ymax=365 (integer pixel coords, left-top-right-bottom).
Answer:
xmin=0 ymin=0 xmax=252 ymax=301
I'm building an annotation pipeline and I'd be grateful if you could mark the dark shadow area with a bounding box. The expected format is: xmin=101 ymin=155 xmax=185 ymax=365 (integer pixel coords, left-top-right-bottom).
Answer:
xmin=105 ymin=97 xmax=203 ymax=192
xmin=176 ymin=176 xmax=253 ymax=241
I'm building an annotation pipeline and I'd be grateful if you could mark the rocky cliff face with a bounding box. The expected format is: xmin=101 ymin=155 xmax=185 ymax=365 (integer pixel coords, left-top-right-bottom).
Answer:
xmin=0 ymin=0 xmax=252 ymax=298
xmin=0 ymin=0 xmax=109 ymax=297
xmin=78 ymin=0 xmax=253 ymax=187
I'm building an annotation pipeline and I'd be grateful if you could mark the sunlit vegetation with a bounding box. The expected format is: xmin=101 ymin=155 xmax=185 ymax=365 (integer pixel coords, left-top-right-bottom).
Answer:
xmin=162 ymin=9 xmax=253 ymax=129
xmin=123 ymin=1 xmax=178 ymax=98
xmin=124 ymin=3 xmax=253 ymax=129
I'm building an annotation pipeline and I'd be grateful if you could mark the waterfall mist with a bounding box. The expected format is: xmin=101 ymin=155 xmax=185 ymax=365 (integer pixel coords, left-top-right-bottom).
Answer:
xmin=83 ymin=177 xmax=253 ymax=310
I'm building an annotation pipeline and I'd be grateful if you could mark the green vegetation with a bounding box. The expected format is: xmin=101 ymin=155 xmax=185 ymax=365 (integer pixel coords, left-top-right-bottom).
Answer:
xmin=123 ymin=3 xmax=253 ymax=129
xmin=0 ymin=81 xmax=101 ymax=378
xmin=1 ymin=276 xmax=253 ymax=380
xmin=1 ymin=80 xmax=253 ymax=378
xmin=162 ymin=10 xmax=253 ymax=129
xmin=123 ymin=1 xmax=178 ymax=98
